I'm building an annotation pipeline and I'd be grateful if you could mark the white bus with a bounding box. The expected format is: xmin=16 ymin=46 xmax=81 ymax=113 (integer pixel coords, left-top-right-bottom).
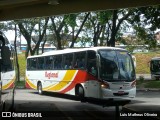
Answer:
xmin=150 ymin=57 xmax=160 ymax=80
xmin=25 ymin=47 xmax=136 ymax=100
xmin=0 ymin=31 xmax=16 ymax=112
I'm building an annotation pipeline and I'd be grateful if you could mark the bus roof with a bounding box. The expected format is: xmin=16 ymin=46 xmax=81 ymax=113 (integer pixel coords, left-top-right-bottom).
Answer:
xmin=27 ymin=46 xmax=127 ymax=59
xmin=151 ymin=57 xmax=160 ymax=60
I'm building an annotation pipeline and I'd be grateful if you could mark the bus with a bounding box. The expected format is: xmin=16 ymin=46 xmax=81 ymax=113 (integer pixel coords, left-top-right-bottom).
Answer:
xmin=150 ymin=57 xmax=160 ymax=80
xmin=25 ymin=47 xmax=136 ymax=100
xmin=0 ymin=31 xmax=16 ymax=112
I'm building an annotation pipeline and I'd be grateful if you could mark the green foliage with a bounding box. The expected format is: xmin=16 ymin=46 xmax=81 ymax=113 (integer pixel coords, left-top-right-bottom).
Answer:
xmin=139 ymin=76 xmax=144 ymax=83
xmin=137 ymin=80 xmax=160 ymax=89
xmin=135 ymin=52 xmax=160 ymax=74
xmin=144 ymin=81 xmax=160 ymax=88
xmin=98 ymin=11 xmax=112 ymax=25
xmin=64 ymin=14 xmax=77 ymax=28
xmin=133 ymin=26 xmax=157 ymax=49
xmin=18 ymin=53 xmax=26 ymax=77
xmin=126 ymin=46 xmax=136 ymax=53
xmin=16 ymin=81 xmax=25 ymax=88
xmin=131 ymin=5 xmax=160 ymax=31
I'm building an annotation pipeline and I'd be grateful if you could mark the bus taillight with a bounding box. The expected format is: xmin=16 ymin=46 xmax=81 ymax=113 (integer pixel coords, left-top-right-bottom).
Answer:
xmin=131 ymin=80 xmax=136 ymax=88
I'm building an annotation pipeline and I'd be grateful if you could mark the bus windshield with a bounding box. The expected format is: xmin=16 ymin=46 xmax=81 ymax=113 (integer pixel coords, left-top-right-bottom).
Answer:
xmin=99 ymin=50 xmax=135 ymax=82
xmin=150 ymin=60 xmax=160 ymax=72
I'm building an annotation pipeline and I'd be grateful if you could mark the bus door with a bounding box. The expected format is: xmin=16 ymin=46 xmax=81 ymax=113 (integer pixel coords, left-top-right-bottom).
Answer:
xmin=85 ymin=50 xmax=101 ymax=98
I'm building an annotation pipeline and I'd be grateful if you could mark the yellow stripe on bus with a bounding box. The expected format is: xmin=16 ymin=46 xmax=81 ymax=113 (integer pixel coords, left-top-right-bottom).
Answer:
xmin=46 ymin=70 xmax=76 ymax=91
xmin=2 ymin=77 xmax=15 ymax=90
xmin=26 ymin=77 xmax=37 ymax=89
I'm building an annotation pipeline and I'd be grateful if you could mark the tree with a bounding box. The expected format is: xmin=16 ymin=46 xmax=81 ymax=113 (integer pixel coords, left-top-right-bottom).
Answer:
xmin=107 ymin=9 xmax=133 ymax=47
xmin=50 ymin=16 xmax=66 ymax=50
xmin=65 ymin=12 xmax=90 ymax=48
xmin=131 ymin=5 xmax=160 ymax=31
xmin=17 ymin=17 xmax=49 ymax=57
xmin=14 ymin=24 xmax=20 ymax=82
xmin=128 ymin=5 xmax=160 ymax=49
xmin=133 ymin=26 xmax=157 ymax=49
xmin=88 ymin=12 xmax=105 ymax=46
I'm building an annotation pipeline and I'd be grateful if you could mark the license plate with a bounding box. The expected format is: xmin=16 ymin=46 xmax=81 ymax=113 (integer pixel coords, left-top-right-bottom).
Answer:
xmin=118 ymin=91 xmax=124 ymax=94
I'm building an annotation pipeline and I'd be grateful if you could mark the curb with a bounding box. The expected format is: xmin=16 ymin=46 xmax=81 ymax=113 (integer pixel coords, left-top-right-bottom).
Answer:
xmin=16 ymin=86 xmax=25 ymax=89
xmin=137 ymin=88 xmax=160 ymax=91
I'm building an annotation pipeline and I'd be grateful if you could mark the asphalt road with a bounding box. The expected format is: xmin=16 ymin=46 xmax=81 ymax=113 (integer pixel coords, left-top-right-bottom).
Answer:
xmin=2 ymin=89 xmax=159 ymax=120
xmin=123 ymin=90 xmax=160 ymax=120
xmin=13 ymin=89 xmax=121 ymax=120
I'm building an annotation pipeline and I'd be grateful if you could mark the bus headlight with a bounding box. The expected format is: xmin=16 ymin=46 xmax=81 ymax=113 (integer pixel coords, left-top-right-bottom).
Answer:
xmin=101 ymin=83 xmax=110 ymax=89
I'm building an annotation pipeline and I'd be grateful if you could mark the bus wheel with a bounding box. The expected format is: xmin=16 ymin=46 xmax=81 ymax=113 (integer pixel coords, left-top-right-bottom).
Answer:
xmin=78 ymin=86 xmax=86 ymax=102
xmin=37 ymin=82 xmax=43 ymax=95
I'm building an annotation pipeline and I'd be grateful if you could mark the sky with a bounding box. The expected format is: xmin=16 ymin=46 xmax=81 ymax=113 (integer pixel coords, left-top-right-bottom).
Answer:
xmin=4 ymin=30 xmax=27 ymax=44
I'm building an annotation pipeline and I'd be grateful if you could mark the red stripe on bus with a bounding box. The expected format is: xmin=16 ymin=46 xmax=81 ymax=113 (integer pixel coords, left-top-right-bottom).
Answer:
xmin=25 ymin=81 xmax=32 ymax=89
xmin=8 ymin=82 xmax=14 ymax=89
xmin=60 ymin=70 xmax=97 ymax=94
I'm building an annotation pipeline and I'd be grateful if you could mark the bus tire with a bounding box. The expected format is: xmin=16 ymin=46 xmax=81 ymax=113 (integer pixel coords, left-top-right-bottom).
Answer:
xmin=37 ymin=82 xmax=43 ymax=95
xmin=77 ymin=85 xmax=86 ymax=102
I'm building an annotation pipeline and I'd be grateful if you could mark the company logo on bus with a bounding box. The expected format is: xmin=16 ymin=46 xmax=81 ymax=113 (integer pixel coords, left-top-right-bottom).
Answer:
xmin=45 ymin=71 xmax=58 ymax=79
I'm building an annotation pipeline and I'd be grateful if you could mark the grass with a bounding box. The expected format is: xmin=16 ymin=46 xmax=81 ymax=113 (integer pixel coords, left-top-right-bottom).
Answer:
xmin=134 ymin=51 xmax=160 ymax=74
xmin=137 ymin=80 xmax=160 ymax=89
xmin=144 ymin=80 xmax=160 ymax=88
xmin=16 ymin=80 xmax=25 ymax=88
xmin=18 ymin=53 xmax=26 ymax=78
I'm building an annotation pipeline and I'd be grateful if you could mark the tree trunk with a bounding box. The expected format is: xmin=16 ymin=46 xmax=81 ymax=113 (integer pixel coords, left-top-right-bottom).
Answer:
xmin=14 ymin=24 xmax=20 ymax=82
xmin=109 ymin=10 xmax=118 ymax=47
xmin=70 ymin=12 xmax=90 ymax=48
xmin=42 ymin=32 xmax=47 ymax=53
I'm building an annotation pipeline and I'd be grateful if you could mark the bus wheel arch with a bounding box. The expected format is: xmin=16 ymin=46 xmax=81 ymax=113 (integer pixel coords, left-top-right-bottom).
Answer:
xmin=75 ymin=84 xmax=85 ymax=102
xmin=37 ymin=81 xmax=43 ymax=95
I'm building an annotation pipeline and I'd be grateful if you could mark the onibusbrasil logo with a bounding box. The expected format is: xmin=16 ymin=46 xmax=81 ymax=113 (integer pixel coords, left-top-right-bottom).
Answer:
xmin=2 ymin=112 xmax=42 ymax=117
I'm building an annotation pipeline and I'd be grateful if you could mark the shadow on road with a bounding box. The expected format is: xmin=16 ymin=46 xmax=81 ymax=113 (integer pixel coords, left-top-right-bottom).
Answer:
xmin=29 ymin=91 xmax=80 ymax=101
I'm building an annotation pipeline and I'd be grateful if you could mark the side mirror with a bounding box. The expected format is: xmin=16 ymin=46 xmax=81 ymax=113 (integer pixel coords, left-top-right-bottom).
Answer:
xmin=132 ymin=55 xmax=136 ymax=68
xmin=1 ymin=46 xmax=11 ymax=66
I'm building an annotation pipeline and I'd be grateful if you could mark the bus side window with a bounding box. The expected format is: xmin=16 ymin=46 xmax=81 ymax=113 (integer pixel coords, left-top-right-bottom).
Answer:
xmin=74 ymin=52 xmax=86 ymax=69
xmin=27 ymin=59 xmax=30 ymax=70
xmin=87 ymin=50 xmax=97 ymax=76
xmin=54 ymin=55 xmax=62 ymax=69
xmin=45 ymin=56 xmax=53 ymax=70
xmin=63 ymin=53 xmax=73 ymax=69
xmin=30 ymin=58 xmax=37 ymax=70
xmin=37 ymin=57 xmax=45 ymax=70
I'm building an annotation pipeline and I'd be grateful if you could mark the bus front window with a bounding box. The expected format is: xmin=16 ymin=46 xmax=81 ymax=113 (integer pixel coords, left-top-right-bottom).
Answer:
xmin=117 ymin=51 xmax=135 ymax=81
xmin=150 ymin=60 xmax=160 ymax=72
xmin=99 ymin=50 xmax=135 ymax=82
xmin=99 ymin=50 xmax=119 ymax=81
